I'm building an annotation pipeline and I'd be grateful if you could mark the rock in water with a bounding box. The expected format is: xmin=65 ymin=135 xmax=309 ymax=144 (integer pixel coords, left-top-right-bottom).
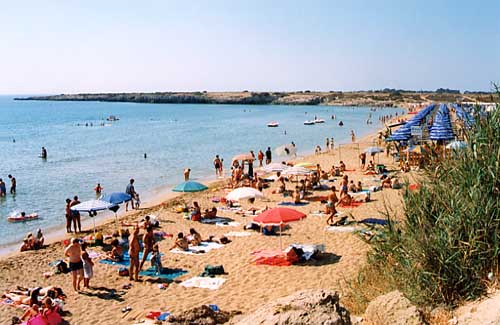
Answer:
xmin=235 ymin=289 xmax=351 ymax=324
xmin=363 ymin=290 xmax=424 ymax=325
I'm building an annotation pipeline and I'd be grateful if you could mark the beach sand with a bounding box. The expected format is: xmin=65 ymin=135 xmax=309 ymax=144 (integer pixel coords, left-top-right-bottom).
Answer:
xmin=0 ymin=131 xmax=407 ymax=324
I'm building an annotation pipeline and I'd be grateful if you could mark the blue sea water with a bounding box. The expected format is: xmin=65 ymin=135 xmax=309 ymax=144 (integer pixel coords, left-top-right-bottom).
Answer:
xmin=0 ymin=96 xmax=401 ymax=248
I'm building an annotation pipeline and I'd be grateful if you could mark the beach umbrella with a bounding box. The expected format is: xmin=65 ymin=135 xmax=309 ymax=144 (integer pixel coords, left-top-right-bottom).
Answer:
xmin=364 ymin=147 xmax=384 ymax=154
xmin=172 ymin=181 xmax=208 ymax=193
xmin=232 ymin=153 xmax=254 ymax=162
xmin=70 ymin=199 xmax=117 ymax=237
xmin=282 ymin=166 xmax=313 ymax=176
xmin=275 ymin=144 xmax=297 ymax=157
xmin=226 ymin=187 xmax=264 ymax=201
xmin=100 ymin=192 xmax=132 ymax=204
xmin=295 ymin=162 xmax=316 ymax=169
xmin=263 ymin=162 xmax=290 ymax=173
xmin=253 ymin=207 xmax=307 ymax=250
xmin=446 ymin=141 xmax=467 ymax=150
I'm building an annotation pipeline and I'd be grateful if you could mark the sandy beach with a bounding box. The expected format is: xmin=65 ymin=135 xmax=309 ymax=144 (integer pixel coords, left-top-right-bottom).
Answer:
xmin=0 ymin=126 xmax=408 ymax=324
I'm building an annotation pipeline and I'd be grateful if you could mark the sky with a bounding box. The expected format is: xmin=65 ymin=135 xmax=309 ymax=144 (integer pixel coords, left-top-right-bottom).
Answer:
xmin=1 ymin=0 xmax=499 ymax=94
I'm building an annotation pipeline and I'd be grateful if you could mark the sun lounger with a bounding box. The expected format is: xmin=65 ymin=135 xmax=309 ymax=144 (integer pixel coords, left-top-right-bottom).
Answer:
xmin=325 ymin=225 xmax=361 ymax=233
xmin=215 ymin=221 xmax=241 ymax=227
xmin=180 ymin=276 xmax=226 ymax=290
xmin=170 ymin=241 xmax=224 ymax=255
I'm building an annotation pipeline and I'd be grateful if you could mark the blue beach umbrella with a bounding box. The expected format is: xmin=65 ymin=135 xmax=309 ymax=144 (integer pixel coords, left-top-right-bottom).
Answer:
xmin=173 ymin=181 xmax=208 ymax=193
xmin=100 ymin=192 xmax=132 ymax=204
xmin=70 ymin=199 xmax=117 ymax=236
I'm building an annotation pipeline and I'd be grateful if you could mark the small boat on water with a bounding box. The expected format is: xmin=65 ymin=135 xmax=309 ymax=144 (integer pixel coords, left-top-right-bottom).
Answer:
xmin=304 ymin=120 xmax=315 ymax=125
xmin=314 ymin=119 xmax=325 ymax=123
xmin=106 ymin=115 xmax=119 ymax=121
xmin=8 ymin=212 xmax=39 ymax=223
xmin=267 ymin=121 xmax=279 ymax=127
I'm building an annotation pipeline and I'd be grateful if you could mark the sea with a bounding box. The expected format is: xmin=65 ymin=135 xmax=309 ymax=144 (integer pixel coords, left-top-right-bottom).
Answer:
xmin=0 ymin=95 xmax=402 ymax=250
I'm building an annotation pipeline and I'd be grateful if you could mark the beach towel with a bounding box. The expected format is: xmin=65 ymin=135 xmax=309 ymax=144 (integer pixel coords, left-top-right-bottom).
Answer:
xmin=139 ymin=267 xmax=187 ymax=280
xmin=1 ymin=298 xmax=29 ymax=310
xmin=180 ymin=276 xmax=226 ymax=290
xmin=325 ymin=226 xmax=360 ymax=233
xmin=339 ymin=201 xmax=363 ymax=208
xmin=224 ymin=231 xmax=253 ymax=237
xmin=215 ymin=221 xmax=241 ymax=227
xmin=360 ymin=218 xmax=389 ymax=226
xmin=201 ymin=217 xmax=234 ymax=224
xmin=278 ymin=201 xmax=309 ymax=206
xmin=99 ymin=251 xmax=157 ymax=267
xmin=170 ymin=241 xmax=224 ymax=255
xmin=250 ymin=249 xmax=298 ymax=266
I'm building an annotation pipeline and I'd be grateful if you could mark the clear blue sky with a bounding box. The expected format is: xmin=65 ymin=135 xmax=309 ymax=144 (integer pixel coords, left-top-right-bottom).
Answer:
xmin=1 ymin=0 xmax=499 ymax=94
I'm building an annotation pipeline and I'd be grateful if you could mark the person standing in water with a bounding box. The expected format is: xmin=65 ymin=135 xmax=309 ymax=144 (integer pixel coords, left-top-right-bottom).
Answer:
xmin=65 ymin=198 xmax=72 ymax=233
xmin=257 ymin=150 xmax=264 ymax=167
xmin=0 ymin=179 xmax=6 ymax=197
xmin=213 ymin=155 xmax=222 ymax=177
xmin=8 ymin=175 xmax=16 ymax=194
xmin=70 ymin=196 xmax=82 ymax=233
xmin=94 ymin=183 xmax=103 ymax=196
xmin=41 ymin=147 xmax=47 ymax=159
xmin=265 ymin=147 xmax=272 ymax=165
xmin=183 ymin=168 xmax=191 ymax=181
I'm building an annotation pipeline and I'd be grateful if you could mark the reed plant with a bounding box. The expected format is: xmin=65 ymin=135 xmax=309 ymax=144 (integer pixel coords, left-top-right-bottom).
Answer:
xmin=370 ymin=89 xmax=500 ymax=306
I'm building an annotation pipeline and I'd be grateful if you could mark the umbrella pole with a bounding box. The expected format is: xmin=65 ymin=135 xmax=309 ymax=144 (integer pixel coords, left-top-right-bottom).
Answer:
xmin=279 ymin=223 xmax=283 ymax=252
xmin=93 ymin=217 xmax=96 ymax=240
xmin=114 ymin=212 xmax=118 ymax=230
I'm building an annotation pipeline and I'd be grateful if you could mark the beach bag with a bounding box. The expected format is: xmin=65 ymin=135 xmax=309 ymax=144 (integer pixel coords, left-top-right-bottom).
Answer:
xmin=118 ymin=268 xmax=129 ymax=277
xmin=201 ymin=265 xmax=225 ymax=277
xmin=55 ymin=260 xmax=70 ymax=274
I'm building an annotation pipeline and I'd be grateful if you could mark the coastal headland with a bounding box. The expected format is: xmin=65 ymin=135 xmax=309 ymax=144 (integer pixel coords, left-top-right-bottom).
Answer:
xmin=15 ymin=89 xmax=495 ymax=107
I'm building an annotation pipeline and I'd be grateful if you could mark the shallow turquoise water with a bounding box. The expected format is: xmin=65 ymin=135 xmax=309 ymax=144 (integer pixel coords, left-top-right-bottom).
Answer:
xmin=0 ymin=96 xmax=401 ymax=247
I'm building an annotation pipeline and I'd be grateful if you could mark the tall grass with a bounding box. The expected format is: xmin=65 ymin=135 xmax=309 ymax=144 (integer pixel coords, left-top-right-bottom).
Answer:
xmin=370 ymin=90 xmax=500 ymax=306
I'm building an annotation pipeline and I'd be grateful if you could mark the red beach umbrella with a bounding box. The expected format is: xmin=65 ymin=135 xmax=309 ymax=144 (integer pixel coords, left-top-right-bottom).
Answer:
xmin=253 ymin=207 xmax=306 ymax=225
xmin=253 ymin=208 xmax=307 ymax=250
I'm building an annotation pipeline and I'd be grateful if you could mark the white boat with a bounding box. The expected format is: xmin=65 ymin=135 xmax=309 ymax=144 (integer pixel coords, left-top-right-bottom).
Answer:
xmin=314 ymin=119 xmax=325 ymax=123
xmin=267 ymin=121 xmax=279 ymax=127
xmin=304 ymin=120 xmax=315 ymax=125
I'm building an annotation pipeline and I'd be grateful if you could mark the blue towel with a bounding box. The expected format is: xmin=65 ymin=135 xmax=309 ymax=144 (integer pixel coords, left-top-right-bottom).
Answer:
xmin=360 ymin=218 xmax=388 ymax=226
xmin=99 ymin=251 xmax=158 ymax=267
xmin=278 ymin=201 xmax=309 ymax=206
xmin=139 ymin=267 xmax=187 ymax=280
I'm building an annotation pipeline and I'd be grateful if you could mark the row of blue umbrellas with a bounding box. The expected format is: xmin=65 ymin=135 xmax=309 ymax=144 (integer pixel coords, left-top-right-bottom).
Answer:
xmin=429 ymin=104 xmax=455 ymax=141
xmin=386 ymin=104 xmax=436 ymax=142
xmin=453 ymin=104 xmax=475 ymax=127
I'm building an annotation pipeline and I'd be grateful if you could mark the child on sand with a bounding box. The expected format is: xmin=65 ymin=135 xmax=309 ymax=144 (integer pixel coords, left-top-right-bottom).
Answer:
xmin=107 ymin=239 xmax=124 ymax=262
xmin=150 ymin=243 xmax=162 ymax=275
xmin=81 ymin=242 xmax=94 ymax=289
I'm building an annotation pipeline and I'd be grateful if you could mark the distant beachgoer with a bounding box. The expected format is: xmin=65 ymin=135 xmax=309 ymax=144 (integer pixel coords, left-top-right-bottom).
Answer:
xmin=41 ymin=147 xmax=47 ymax=159
xmin=326 ymin=138 xmax=330 ymax=151
xmin=265 ymin=147 xmax=272 ymax=164
xmin=351 ymin=130 xmax=356 ymax=142
xmin=144 ymin=153 xmax=147 ymax=159
xmin=140 ymin=226 xmax=155 ymax=270
xmin=339 ymin=121 xmax=344 ymax=127
xmin=64 ymin=238 xmax=84 ymax=292
xmin=359 ymin=152 xmax=366 ymax=169
xmin=170 ymin=232 xmax=189 ymax=251
xmin=94 ymin=183 xmax=103 ymax=195
xmin=330 ymin=137 xmax=334 ymax=150
xmin=65 ymin=198 xmax=72 ymax=233
xmin=81 ymin=242 xmax=94 ymax=289
xmin=134 ymin=193 xmax=141 ymax=209
xmin=183 ymin=168 xmax=191 ymax=181
xmin=0 ymin=179 xmax=6 ymax=197
xmin=125 ymin=179 xmax=136 ymax=211
xmin=128 ymin=226 xmax=140 ymax=281
xmin=257 ymin=150 xmax=264 ymax=167
xmin=70 ymin=195 xmax=81 ymax=233
xmin=214 ymin=155 xmax=222 ymax=177
xmin=8 ymin=174 xmax=16 ymax=194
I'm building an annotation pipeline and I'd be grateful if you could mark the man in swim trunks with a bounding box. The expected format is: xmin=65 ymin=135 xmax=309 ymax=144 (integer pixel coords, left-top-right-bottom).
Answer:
xmin=140 ymin=226 xmax=155 ymax=270
xmin=265 ymin=147 xmax=272 ymax=165
xmin=128 ymin=226 xmax=140 ymax=281
xmin=340 ymin=175 xmax=349 ymax=198
xmin=8 ymin=175 xmax=16 ymax=194
xmin=213 ymin=155 xmax=222 ymax=177
xmin=70 ymin=196 xmax=81 ymax=233
xmin=64 ymin=238 xmax=84 ymax=292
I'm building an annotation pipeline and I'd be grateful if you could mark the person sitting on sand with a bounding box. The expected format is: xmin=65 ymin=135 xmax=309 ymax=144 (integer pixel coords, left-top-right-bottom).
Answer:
xmin=338 ymin=193 xmax=353 ymax=206
xmin=256 ymin=177 xmax=264 ymax=192
xmin=188 ymin=228 xmax=203 ymax=246
xmin=348 ymin=180 xmax=357 ymax=193
xmin=401 ymin=161 xmax=411 ymax=173
xmin=20 ymin=239 xmax=31 ymax=252
xmin=339 ymin=161 xmax=346 ymax=173
xmin=356 ymin=181 xmax=363 ymax=192
xmin=366 ymin=160 xmax=375 ymax=172
xmin=276 ymin=172 xmax=286 ymax=193
xmin=170 ymin=232 xmax=189 ymax=251
xmin=320 ymin=170 xmax=329 ymax=180
xmin=35 ymin=229 xmax=44 ymax=247
xmin=391 ymin=177 xmax=402 ymax=189
xmin=190 ymin=201 xmax=202 ymax=221
xmin=106 ymin=239 xmax=124 ymax=262
xmin=381 ymin=175 xmax=392 ymax=188
xmin=203 ymin=207 xmax=218 ymax=219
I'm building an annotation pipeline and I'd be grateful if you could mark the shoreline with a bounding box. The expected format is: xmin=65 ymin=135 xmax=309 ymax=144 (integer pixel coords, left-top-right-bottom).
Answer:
xmin=0 ymin=117 xmax=391 ymax=260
